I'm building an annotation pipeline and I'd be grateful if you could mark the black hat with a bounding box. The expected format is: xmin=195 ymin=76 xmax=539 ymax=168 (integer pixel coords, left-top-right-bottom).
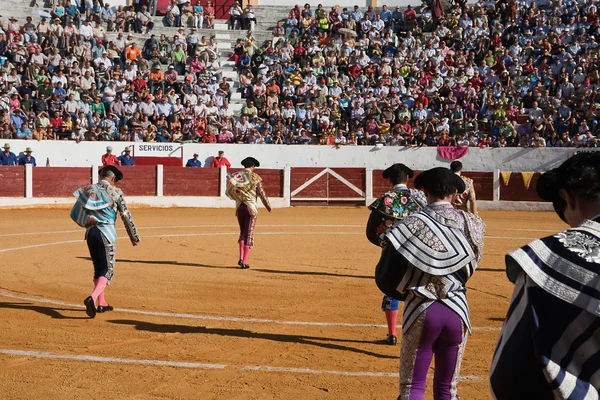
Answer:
xmin=414 ymin=167 xmax=465 ymax=197
xmin=537 ymin=152 xmax=600 ymax=221
xmin=382 ymin=163 xmax=414 ymax=180
xmin=99 ymin=165 xmax=123 ymax=182
xmin=241 ymin=157 xmax=260 ymax=168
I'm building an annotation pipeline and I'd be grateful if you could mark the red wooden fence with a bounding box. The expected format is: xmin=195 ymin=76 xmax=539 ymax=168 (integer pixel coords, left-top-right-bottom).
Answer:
xmin=0 ymin=166 xmax=25 ymax=197
xmin=163 ymin=167 xmax=220 ymax=196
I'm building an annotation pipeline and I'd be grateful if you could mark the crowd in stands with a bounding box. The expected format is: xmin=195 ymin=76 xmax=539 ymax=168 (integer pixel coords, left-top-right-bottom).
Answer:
xmin=0 ymin=0 xmax=599 ymax=148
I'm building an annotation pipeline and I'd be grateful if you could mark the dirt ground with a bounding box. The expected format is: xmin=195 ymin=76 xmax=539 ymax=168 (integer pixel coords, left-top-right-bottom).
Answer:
xmin=0 ymin=207 xmax=566 ymax=400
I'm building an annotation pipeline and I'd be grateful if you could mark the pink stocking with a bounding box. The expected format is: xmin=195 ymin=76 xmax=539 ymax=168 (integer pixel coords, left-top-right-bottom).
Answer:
xmin=97 ymin=290 xmax=108 ymax=307
xmin=242 ymin=245 xmax=251 ymax=265
xmin=385 ymin=310 xmax=399 ymax=336
xmin=239 ymin=241 xmax=245 ymax=261
xmin=91 ymin=277 xmax=109 ymax=305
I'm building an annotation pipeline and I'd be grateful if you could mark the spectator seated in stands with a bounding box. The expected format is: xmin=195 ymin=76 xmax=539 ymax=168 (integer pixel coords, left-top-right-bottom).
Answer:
xmin=1 ymin=0 xmax=600 ymax=148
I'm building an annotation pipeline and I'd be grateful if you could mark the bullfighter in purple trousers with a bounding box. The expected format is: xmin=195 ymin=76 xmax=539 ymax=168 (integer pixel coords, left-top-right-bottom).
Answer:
xmin=375 ymin=167 xmax=485 ymax=400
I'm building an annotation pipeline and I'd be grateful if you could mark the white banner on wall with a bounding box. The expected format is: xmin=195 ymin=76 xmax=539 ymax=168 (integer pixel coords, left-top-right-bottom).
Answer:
xmin=133 ymin=143 xmax=183 ymax=158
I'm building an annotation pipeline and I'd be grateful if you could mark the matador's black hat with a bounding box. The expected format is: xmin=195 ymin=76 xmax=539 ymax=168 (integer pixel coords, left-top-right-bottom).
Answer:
xmin=241 ymin=157 xmax=260 ymax=168
xmin=414 ymin=167 xmax=466 ymax=194
xmin=99 ymin=165 xmax=123 ymax=182
xmin=537 ymin=152 xmax=600 ymax=221
xmin=382 ymin=163 xmax=414 ymax=179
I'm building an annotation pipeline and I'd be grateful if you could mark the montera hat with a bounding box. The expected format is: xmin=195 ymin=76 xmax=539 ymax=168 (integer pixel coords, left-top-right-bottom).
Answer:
xmin=382 ymin=163 xmax=414 ymax=180
xmin=99 ymin=165 xmax=123 ymax=182
xmin=241 ymin=157 xmax=260 ymax=168
xmin=537 ymin=152 xmax=600 ymax=222
xmin=414 ymin=167 xmax=466 ymax=195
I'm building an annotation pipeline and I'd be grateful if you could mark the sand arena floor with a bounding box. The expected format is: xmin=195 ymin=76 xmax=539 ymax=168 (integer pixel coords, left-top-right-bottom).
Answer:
xmin=0 ymin=207 xmax=566 ymax=400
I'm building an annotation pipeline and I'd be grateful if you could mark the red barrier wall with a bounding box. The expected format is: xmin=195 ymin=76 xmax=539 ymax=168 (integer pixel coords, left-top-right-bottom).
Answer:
xmin=500 ymin=173 xmax=543 ymax=202
xmin=0 ymin=166 xmax=25 ymax=197
xmin=372 ymin=170 xmax=494 ymax=202
xmin=116 ymin=166 xmax=157 ymax=196
xmin=163 ymin=167 xmax=220 ymax=196
xmin=228 ymin=168 xmax=284 ymax=198
xmin=135 ymin=157 xmax=183 ymax=167
xmin=33 ymin=167 xmax=91 ymax=197
xmin=463 ymin=172 xmax=493 ymax=201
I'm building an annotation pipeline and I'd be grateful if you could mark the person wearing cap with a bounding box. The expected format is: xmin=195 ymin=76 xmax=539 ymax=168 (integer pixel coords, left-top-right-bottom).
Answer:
xmin=18 ymin=147 xmax=36 ymax=166
xmin=490 ymin=152 xmax=600 ymax=398
xmin=226 ymin=157 xmax=272 ymax=269
xmin=450 ymin=161 xmax=477 ymax=215
xmin=0 ymin=143 xmax=17 ymax=166
xmin=117 ymin=147 xmax=135 ymax=166
xmin=375 ymin=167 xmax=485 ymax=399
xmin=101 ymin=146 xmax=121 ymax=166
xmin=71 ymin=165 xmax=140 ymax=319
xmin=366 ymin=164 xmax=427 ymax=346
xmin=185 ymin=153 xmax=202 ymax=167
xmin=210 ymin=150 xmax=231 ymax=168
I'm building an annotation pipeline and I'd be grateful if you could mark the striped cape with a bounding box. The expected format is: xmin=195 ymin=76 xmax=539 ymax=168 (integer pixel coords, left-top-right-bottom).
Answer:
xmin=490 ymin=220 xmax=600 ymax=400
xmin=381 ymin=204 xmax=485 ymax=332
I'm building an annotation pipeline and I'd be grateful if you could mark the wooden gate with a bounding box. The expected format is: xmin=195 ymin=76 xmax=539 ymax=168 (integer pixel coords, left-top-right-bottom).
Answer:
xmin=290 ymin=168 xmax=366 ymax=205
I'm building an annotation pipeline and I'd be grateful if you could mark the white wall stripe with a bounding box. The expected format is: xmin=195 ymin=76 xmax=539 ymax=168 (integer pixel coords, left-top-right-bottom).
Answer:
xmin=0 ymin=224 xmax=558 ymax=239
xmin=0 ymin=290 xmax=501 ymax=331
xmin=0 ymin=232 xmax=539 ymax=253
xmin=0 ymin=348 xmax=485 ymax=381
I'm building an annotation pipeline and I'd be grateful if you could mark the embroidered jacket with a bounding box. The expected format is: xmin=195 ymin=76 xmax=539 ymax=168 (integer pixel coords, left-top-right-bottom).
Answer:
xmin=366 ymin=184 xmax=426 ymax=247
xmin=226 ymin=169 xmax=271 ymax=215
xmin=376 ymin=202 xmax=485 ymax=332
xmin=71 ymin=180 xmax=140 ymax=245
xmin=490 ymin=219 xmax=600 ymax=400
xmin=452 ymin=175 xmax=477 ymax=215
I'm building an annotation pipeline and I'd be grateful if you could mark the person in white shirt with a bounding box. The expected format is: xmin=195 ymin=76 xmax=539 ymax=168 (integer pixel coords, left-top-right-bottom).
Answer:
xmin=123 ymin=64 xmax=137 ymax=81
xmin=157 ymin=98 xmax=172 ymax=117
xmin=80 ymin=71 xmax=94 ymax=91
xmin=94 ymin=52 xmax=112 ymax=70
xmin=194 ymin=99 xmax=207 ymax=118
xmin=51 ymin=71 xmax=68 ymax=88
xmin=103 ymin=82 xmax=117 ymax=104
xmin=79 ymin=21 xmax=93 ymax=43
xmin=219 ymin=101 xmax=234 ymax=119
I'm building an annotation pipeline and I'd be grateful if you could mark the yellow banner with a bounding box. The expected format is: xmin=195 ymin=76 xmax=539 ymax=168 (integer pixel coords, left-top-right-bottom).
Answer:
xmin=522 ymin=172 xmax=535 ymax=190
xmin=500 ymin=171 xmax=512 ymax=186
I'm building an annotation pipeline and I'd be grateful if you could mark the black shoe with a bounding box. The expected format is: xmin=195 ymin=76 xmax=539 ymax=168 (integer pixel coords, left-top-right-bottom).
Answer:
xmin=238 ymin=259 xmax=243 ymax=268
xmin=385 ymin=335 xmax=397 ymax=345
xmin=241 ymin=263 xmax=250 ymax=269
xmin=84 ymin=296 xmax=96 ymax=319
xmin=97 ymin=305 xmax=114 ymax=313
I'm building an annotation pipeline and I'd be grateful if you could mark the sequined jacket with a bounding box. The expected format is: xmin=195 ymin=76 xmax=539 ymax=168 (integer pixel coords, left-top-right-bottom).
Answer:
xmin=226 ymin=169 xmax=271 ymax=216
xmin=452 ymin=175 xmax=477 ymax=215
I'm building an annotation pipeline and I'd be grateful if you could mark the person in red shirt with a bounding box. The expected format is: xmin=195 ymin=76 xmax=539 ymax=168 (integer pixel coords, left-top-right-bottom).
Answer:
xmin=101 ymin=146 xmax=121 ymax=166
xmin=211 ymin=150 xmax=231 ymax=168
xmin=132 ymin=73 xmax=148 ymax=93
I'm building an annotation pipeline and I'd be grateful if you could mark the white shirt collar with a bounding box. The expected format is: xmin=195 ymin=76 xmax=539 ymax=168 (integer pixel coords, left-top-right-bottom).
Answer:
xmin=430 ymin=200 xmax=452 ymax=206
xmin=393 ymin=183 xmax=408 ymax=190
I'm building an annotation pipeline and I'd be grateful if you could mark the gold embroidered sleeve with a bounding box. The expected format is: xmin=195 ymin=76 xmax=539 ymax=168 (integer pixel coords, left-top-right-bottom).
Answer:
xmin=115 ymin=188 xmax=141 ymax=245
xmin=468 ymin=183 xmax=477 ymax=215
xmin=256 ymin=181 xmax=271 ymax=212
